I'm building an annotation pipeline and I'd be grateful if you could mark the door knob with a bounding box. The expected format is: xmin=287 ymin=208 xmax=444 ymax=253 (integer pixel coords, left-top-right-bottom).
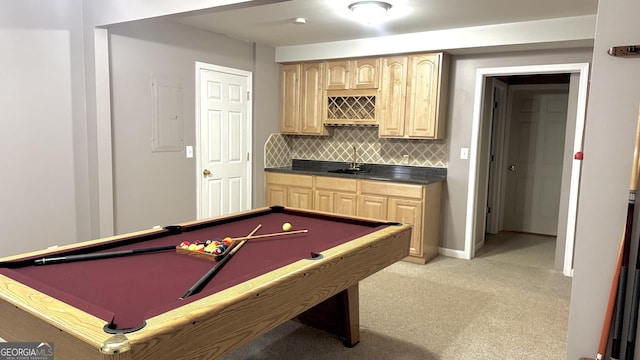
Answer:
xmin=203 ymin=169 xmax=211 ymax=176
xmin=508 ymin=165 xmax=515 ymax=171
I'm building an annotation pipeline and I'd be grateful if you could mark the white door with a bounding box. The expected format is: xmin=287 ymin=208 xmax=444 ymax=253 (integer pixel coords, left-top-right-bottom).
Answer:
xmin=503 ymin=86 xmax=568 ymax=235
xmin=197 ymin=63 xmax=252 ymax=218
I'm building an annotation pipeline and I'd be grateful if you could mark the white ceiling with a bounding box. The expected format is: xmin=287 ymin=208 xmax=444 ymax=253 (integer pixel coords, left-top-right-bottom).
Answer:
xmin=172 ymin=0 xmax=598 ymax=48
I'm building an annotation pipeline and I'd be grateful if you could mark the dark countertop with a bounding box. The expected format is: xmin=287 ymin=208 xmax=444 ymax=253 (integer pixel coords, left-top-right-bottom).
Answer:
xmin=265 ymin=159 xmax=446 ymax=185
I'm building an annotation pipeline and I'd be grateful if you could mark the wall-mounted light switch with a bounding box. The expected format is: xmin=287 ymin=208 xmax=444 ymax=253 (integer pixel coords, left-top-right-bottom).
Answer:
xmin=460 ymin=147 xmax=469 ymax=160
xmin=186 ymin=146 xmax=193 ymax=158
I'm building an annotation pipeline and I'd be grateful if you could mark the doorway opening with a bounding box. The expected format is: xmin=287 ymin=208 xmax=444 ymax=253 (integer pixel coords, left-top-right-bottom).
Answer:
xmin=465 ymin=63 xmax=590 ymax=276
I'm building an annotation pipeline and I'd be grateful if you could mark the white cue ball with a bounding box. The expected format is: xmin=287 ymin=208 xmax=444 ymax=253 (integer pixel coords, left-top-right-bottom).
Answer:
xmin=282 ymin=222 xmax=292 ymax=232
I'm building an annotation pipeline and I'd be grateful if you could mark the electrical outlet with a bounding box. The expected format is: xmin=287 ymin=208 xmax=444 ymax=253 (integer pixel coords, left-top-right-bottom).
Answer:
xmin=402 ymin=154 xmax=409 ymax=164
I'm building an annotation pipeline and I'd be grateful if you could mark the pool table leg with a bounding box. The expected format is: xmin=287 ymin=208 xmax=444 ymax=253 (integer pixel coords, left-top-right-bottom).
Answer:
xmin=295 ymin=283 xmax=360 ymax=347
xmin=342 ymin=283 xmax=360 ymax=347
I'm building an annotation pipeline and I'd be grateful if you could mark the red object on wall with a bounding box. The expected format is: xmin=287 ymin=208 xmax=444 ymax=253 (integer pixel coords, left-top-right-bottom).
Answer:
xmin=574 ymin=151 xmax=584 ymax=160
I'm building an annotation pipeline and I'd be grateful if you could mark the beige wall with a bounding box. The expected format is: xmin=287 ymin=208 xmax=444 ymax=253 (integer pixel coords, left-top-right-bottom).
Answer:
xmin=568 ymin=0 xmax=640 ymax=357
xmin=0 ymin=0 xmax=91 ymax=257
xmin=109 ymin=19 xmax=279 ymax=233
xmin=252 ymin=43 xmax=281 ymax=208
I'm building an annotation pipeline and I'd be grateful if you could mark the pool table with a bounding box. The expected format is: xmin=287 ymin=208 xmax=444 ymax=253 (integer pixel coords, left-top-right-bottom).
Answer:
xmin=0 ymin=206 xmax=411 ymax=360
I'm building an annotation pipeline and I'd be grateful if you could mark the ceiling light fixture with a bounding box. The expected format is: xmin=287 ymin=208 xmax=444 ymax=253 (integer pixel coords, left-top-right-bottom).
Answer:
xmin=348 ymin=1 xmax=392 ymax=25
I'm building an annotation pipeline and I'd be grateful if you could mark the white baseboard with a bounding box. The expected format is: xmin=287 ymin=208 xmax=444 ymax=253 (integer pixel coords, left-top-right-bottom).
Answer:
xmin=439 ymin=247 xmax=467 ymax=259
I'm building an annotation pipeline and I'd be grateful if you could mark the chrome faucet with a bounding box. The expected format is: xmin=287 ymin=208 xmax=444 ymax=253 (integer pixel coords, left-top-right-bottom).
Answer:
xmin=349 ymin=145 xmax=360 ymax=170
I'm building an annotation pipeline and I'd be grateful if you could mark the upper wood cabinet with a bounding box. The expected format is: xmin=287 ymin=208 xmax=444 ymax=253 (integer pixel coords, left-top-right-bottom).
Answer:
xmin=325 ymin=58 xmax=380 ymax=90
xmin=378 ymin=52 xmax=449 ymax=139
xmin=280 ymin=52 xmax=448 ymax=138
xmin=406 ymin=53 xmax=446 ymax=138
xmin=325 ymin=60 xmax=350 ymax=90
xmin=279 ymin=62 xmax=331 ymax=136
xmin=279 ymin=64 xmax=300 ymax=133
xmin=377 ymin=56 xmax=408 ymax=137
xmin=300 ymin=62 xmax=329 ymax=135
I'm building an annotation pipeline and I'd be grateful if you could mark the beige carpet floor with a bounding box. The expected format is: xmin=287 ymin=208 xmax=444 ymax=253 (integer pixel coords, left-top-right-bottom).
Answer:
xmin=221 ymin=232 xmax=572 ymax=360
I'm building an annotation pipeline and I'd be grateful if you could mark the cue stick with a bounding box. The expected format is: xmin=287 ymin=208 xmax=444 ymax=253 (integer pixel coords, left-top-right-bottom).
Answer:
xmin=179 ymin=224 xmax=262 ymax=300
xmin=608 ymin=112 xmax=640 ymax=360
xmin=226 ymin=229 xmax=308 ymax=242
xmin=211 ymin=229 xmax=309 ymax=261
xmin=592 ymin=238 xmax=625 ymax=360
xmin=33 ymin=245 xmax=177 ymax=265
xmin=626 ymin=108 xmax=640 ymax=360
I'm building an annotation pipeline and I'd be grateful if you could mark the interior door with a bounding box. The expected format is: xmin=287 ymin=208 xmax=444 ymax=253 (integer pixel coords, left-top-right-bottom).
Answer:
xmin=503 ymin=86 xmax=568 ymax=235
xmin=198 ymin=64 xmax=252 ymax=218
xmin=486 ymin=79 xmax=508 ymax=235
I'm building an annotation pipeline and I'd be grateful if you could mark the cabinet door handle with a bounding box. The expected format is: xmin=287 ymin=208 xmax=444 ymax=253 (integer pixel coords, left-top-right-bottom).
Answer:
xmin=508 ymin=165 xmax=515 ymax=171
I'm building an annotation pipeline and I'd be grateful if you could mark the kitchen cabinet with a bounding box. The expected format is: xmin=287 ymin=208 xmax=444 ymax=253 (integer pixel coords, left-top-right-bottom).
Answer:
xmin=389 ymin=198 xmax=424 ymax=259
xmin=280 ymin=52 xmax=448 ymax=133
xmin=358 ymin=180 xmax=442 ymax=263
xmin=265 ymin=171 xmax=443 ymax=264
xmin=279 ymin=62 xmax=331 ymax=136
xmin=279 ymin=64 xmax=300 ymax=134
xmin=265 ymin=172 xmax=314 ymax=210
xmin=358 ymin=194 xmax=388 ymax=221
xmin=325 ymin=58 xmax=380 ymax=90
xmin=325 ymin=60 xmax=349 ymax=90
xmin=325 ymin=89 xmax=377 ymax=126
xmin=378 ymin=52 xmax=449 ymax=139
xmin=377 ymin=56 xmax=407 ymax=136
xmin=314 ymin=176 xmax=357 ymax=216
xmin=324 ymin=58 xmax=380 ymax=126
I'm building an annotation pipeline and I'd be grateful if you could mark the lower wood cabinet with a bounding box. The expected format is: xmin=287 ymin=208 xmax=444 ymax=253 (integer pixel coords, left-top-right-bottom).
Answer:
xmin=265 ymin=172 xmax=443 ymax=263
xmin=265 ymin=172 xmax=314 ymax=210
xmin=389 ymin=198 xmax=424 ymax=259
xmin=358 ymin=194 xmax=388 ymax=221
xmin=314 ymin=176 xmax=358 ymax=216
xmin=359 ymin=180 xmax=442 ymax=264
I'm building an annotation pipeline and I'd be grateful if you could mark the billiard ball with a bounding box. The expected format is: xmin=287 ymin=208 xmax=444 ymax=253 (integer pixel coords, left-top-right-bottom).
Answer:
xmin=204 ymin=244 xmax=216 ymax=253
xmin=213 ymin=244 xmax=228 ymax=254
xmin=282 ymin=222 xmax=292 ymax=232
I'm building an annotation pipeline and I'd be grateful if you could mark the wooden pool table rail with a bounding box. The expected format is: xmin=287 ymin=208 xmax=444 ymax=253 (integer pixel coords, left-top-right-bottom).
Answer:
xmin=0 ymin=207 xmax=411 ymax=360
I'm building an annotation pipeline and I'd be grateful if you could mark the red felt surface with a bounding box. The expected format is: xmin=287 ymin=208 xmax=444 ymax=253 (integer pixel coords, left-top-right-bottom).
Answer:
xmin=0 ymin=208 xmax=386 ymax=332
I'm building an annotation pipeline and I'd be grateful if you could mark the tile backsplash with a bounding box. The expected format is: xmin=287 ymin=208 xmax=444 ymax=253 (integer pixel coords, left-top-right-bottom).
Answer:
xmin=265 ymin=127 xmax=448 ymax=168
